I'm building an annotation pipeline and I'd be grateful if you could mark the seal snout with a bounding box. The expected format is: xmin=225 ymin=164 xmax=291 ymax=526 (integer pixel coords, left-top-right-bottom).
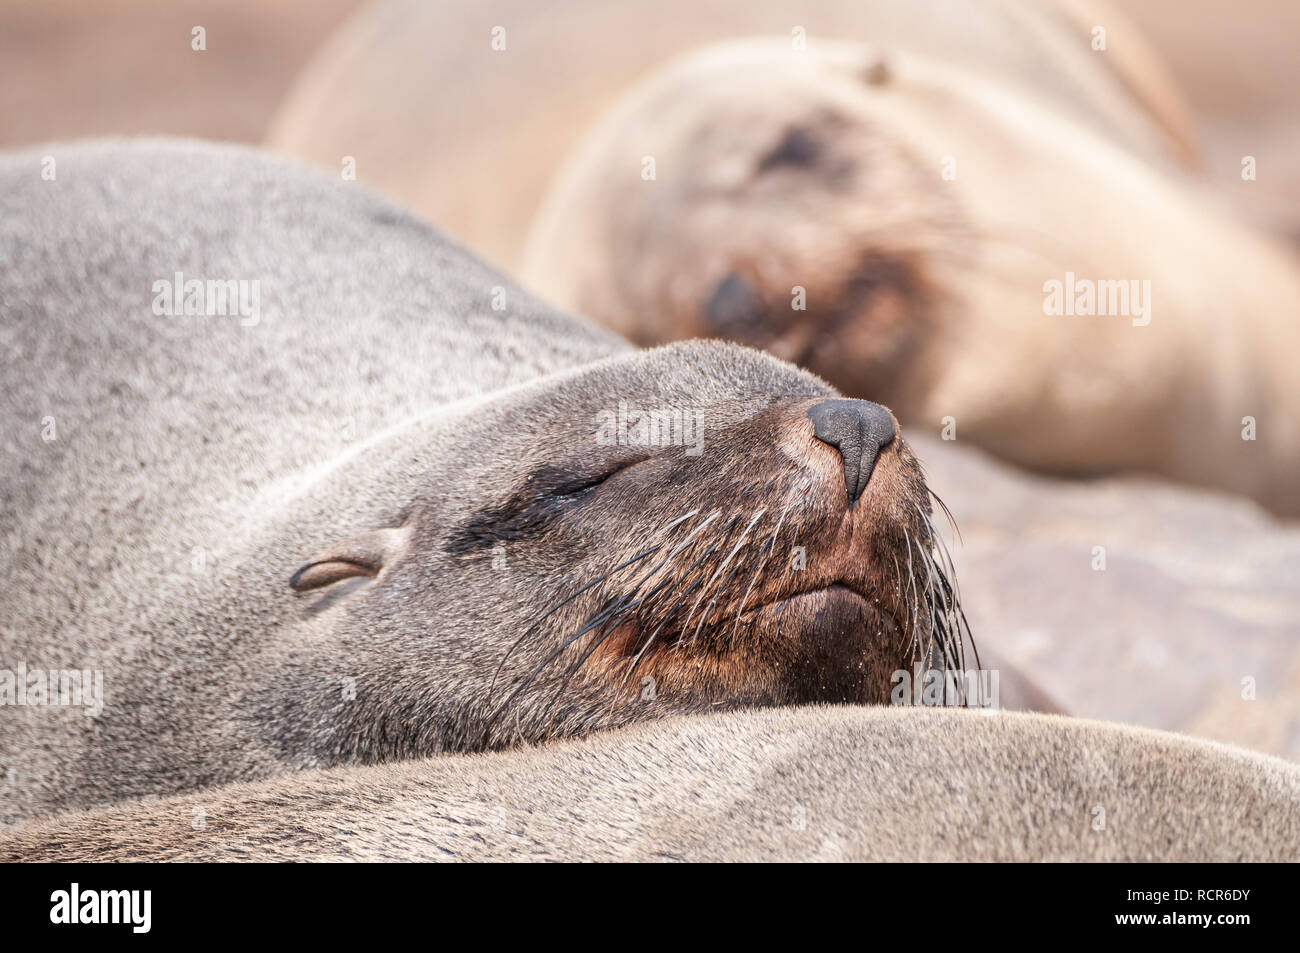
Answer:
xmin=808 ymin=399 xmax=896 ymax=504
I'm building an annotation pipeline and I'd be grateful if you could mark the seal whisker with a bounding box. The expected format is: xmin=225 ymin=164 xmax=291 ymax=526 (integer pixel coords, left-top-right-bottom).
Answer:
xmin=487 ymin=592 xmax=635 ymax=732
xmin=612 ymin=510 xmax=726 ymax=629
xmin=925 ymin=503 xmax=965 ymax=611
xmin=494 ymin=511 xmax=730 ymax=738
xmin=671 ymin=512 xmax=740 ymax=641
xmin=685 ymin=507 xmax=766 ymax=648
xmin=487 ymin=540 xmax=668 ymax=703
xmin=928 ymin=487 xmax=963 ymax=546
xmin=731 ymin=503 xmax=790 ymax=641
xmin=923 ymin=542 xmax=959 ymax=681
xmin=912 ymin=501 xmax=967 ymax=682
xmin=903 ymin=526 xmax=922 ymax=663
xmin=909 ymin=530 xmax=935 ymax=658
xmin=594 ymin=545 xmax=728 ymax=730
xmin=502 ymin=558 xmax=686 ymax=720
xmin=891 ymin=552 xmax=909 ymax=655
xmin=487 ymin=507 xmax=705 ymax=704
xmin=543 ymin=595 xmax=649 ymax=739
xmin=929 ymin=552 xmax=968 ymax=704
xmin=927 ymin=549 xmax=961 ymax=702
xmin=689 ymin=550 xmax=750 ymax=646
xmin=612 ymin=536 xmax=732 ymax=703
xmin=913 ymin=500 xmax=979 ymax=703
xmin=910 ymin=528 xmax=955 ymax=699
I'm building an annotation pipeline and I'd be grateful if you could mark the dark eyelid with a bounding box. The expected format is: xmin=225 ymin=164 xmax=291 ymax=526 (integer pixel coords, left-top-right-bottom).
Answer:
xmin=549 ymin=455 xmax=650 ymax=498
xmin=443 ymin=455 xmax=651 ymax=556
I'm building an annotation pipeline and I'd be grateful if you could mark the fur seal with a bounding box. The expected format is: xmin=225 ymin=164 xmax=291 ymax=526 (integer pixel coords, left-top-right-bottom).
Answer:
xmin=265 ymin=0 xmax=1194 ymax=272
xmin=521 ymin=39 xmax=1300 ymax=514
xmin=3 ymin=706 xmax=1297 ymax=862
xmin=1 ymin=139 xmax=997 ymax=826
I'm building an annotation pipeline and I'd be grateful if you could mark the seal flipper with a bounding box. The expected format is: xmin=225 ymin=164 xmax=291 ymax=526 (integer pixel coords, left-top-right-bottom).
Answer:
xmin=290 ymin=527 xmax=411 ymax=592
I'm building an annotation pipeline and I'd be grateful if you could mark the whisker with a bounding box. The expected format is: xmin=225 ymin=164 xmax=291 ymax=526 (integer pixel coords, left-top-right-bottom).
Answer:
xmin=487 ymin=593 xmax=631 ymax=730
xmin=686 ymin=508 xmax=766 ymax=648
xmin=486 ymin=510 xmax=723 ymax=734
xmin=487 ymin=508 xmax=703 ymax=702
xmin=891 ymin=552 xmax=913 ymax=657
xmin=903 ymin=526 xmax=921 ymax=662
xmin=928 ymin=487 xmax=963 ymax=545
xmin=487 ymin=540 xmax=666 ymax=702
xmin=731 ymin=502 xmax=790 ymax=640
xmin=928 ymin=551 xmax=962 ymax=703
xmin=523 ymin=508 xmax=734 ymax=736
xmin=610 ymin=538 xmax=728 ymax=708
xmin=929 ymin=511 xmax=964 ymax=609
xmin=916 ymin=500 xmax=981 ymax=705
xmin=543 ymin=596 xmax=647 ymax=739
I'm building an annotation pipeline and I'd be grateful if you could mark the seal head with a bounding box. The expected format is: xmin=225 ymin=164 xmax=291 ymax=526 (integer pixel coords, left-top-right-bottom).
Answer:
xmin=276 ymin=342 xmax=970 ymax=758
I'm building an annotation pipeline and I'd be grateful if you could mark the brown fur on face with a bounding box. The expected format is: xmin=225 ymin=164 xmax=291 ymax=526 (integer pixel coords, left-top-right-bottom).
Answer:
xmin=438 ymin=396 xmax=968 ymax=749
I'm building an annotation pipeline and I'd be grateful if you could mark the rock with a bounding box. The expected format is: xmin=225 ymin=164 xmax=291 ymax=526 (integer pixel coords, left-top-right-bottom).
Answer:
xmin=912 ymin=434 xmax=1300 ymax=760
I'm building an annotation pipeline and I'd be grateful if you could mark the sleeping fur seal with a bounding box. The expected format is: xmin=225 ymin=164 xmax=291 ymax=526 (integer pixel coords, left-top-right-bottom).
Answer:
xmin=266 ymin=0 xmax=1194 ymax=272
xmin=1 ymin=139 xmax=993 ymax=825
xmin=3 ymin=706 xmax=1297 ymax=862
xmin=522 ymin=39 xmax=1300 ymax=514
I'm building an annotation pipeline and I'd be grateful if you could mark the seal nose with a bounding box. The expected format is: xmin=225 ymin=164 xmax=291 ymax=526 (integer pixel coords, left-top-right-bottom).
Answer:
xmin=808 ymin=399 xmax=895 ymax=504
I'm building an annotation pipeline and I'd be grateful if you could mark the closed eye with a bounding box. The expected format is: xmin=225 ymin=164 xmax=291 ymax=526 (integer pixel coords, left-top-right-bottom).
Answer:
xmin=444 ymin=454 xmax=651 ymax=556
xmin=548 ymin=455 xmax=650 ymax=498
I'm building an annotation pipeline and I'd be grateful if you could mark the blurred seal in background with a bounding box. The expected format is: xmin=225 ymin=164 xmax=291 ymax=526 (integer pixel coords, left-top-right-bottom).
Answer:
xmin=521 ymin=39 xmax=1300 ymax=515
xmin=265 ymin=0 xmax=1194 ymax=272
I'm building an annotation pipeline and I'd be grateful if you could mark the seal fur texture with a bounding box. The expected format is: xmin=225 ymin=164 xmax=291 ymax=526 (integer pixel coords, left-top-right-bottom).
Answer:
xmin=522 ymin=39 xmax=1300 ymax=514
xmin=1 ymin=139 xmax=981 ymax=825
xmin=2 ymin=706 xmax=1296 ymax=862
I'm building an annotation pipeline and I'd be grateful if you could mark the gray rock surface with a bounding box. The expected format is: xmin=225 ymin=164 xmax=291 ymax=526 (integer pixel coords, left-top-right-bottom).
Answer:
xmin=913 ymin=433 xmax=1300 ymax=759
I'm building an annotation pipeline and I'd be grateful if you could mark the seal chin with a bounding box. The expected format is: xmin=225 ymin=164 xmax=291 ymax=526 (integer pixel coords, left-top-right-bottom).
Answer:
xmin=738 ymin=584 xmax=904 ymax=704
xmin=575 ymin=578 xmax=909 ymax=710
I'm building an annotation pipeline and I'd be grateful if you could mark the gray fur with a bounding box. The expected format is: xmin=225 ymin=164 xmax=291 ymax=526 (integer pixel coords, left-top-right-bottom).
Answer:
xmin=2 ymin=706 xmax=1296 ymax=861
xmin=3 ymin=139 xmax=964 ymax=824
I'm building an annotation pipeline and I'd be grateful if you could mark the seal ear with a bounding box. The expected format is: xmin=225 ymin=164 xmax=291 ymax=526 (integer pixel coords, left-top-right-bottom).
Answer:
xmin=290 ymin=527 xmax=410 ymax=592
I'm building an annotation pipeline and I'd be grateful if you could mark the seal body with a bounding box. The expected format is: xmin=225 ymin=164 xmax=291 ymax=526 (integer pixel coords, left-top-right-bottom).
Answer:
xmin=521 ymin=39 xmax=1300 ymax=513
xmin=266 ymin=0 xmax=1194 ymax=272
xmin=2 ymin=706 xmax=1296 ymax=862
xmin=1 ymin=140 xmax=980 ymax=824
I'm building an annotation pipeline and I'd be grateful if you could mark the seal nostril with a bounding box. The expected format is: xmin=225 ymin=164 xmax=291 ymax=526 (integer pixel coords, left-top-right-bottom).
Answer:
xmin=808 ymin=399 xmax=895 ymax=504
xmin=703 ymin=273 xmax=764 ymax=335
xmin=757 ymin=125 xmax=824 ymax=172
